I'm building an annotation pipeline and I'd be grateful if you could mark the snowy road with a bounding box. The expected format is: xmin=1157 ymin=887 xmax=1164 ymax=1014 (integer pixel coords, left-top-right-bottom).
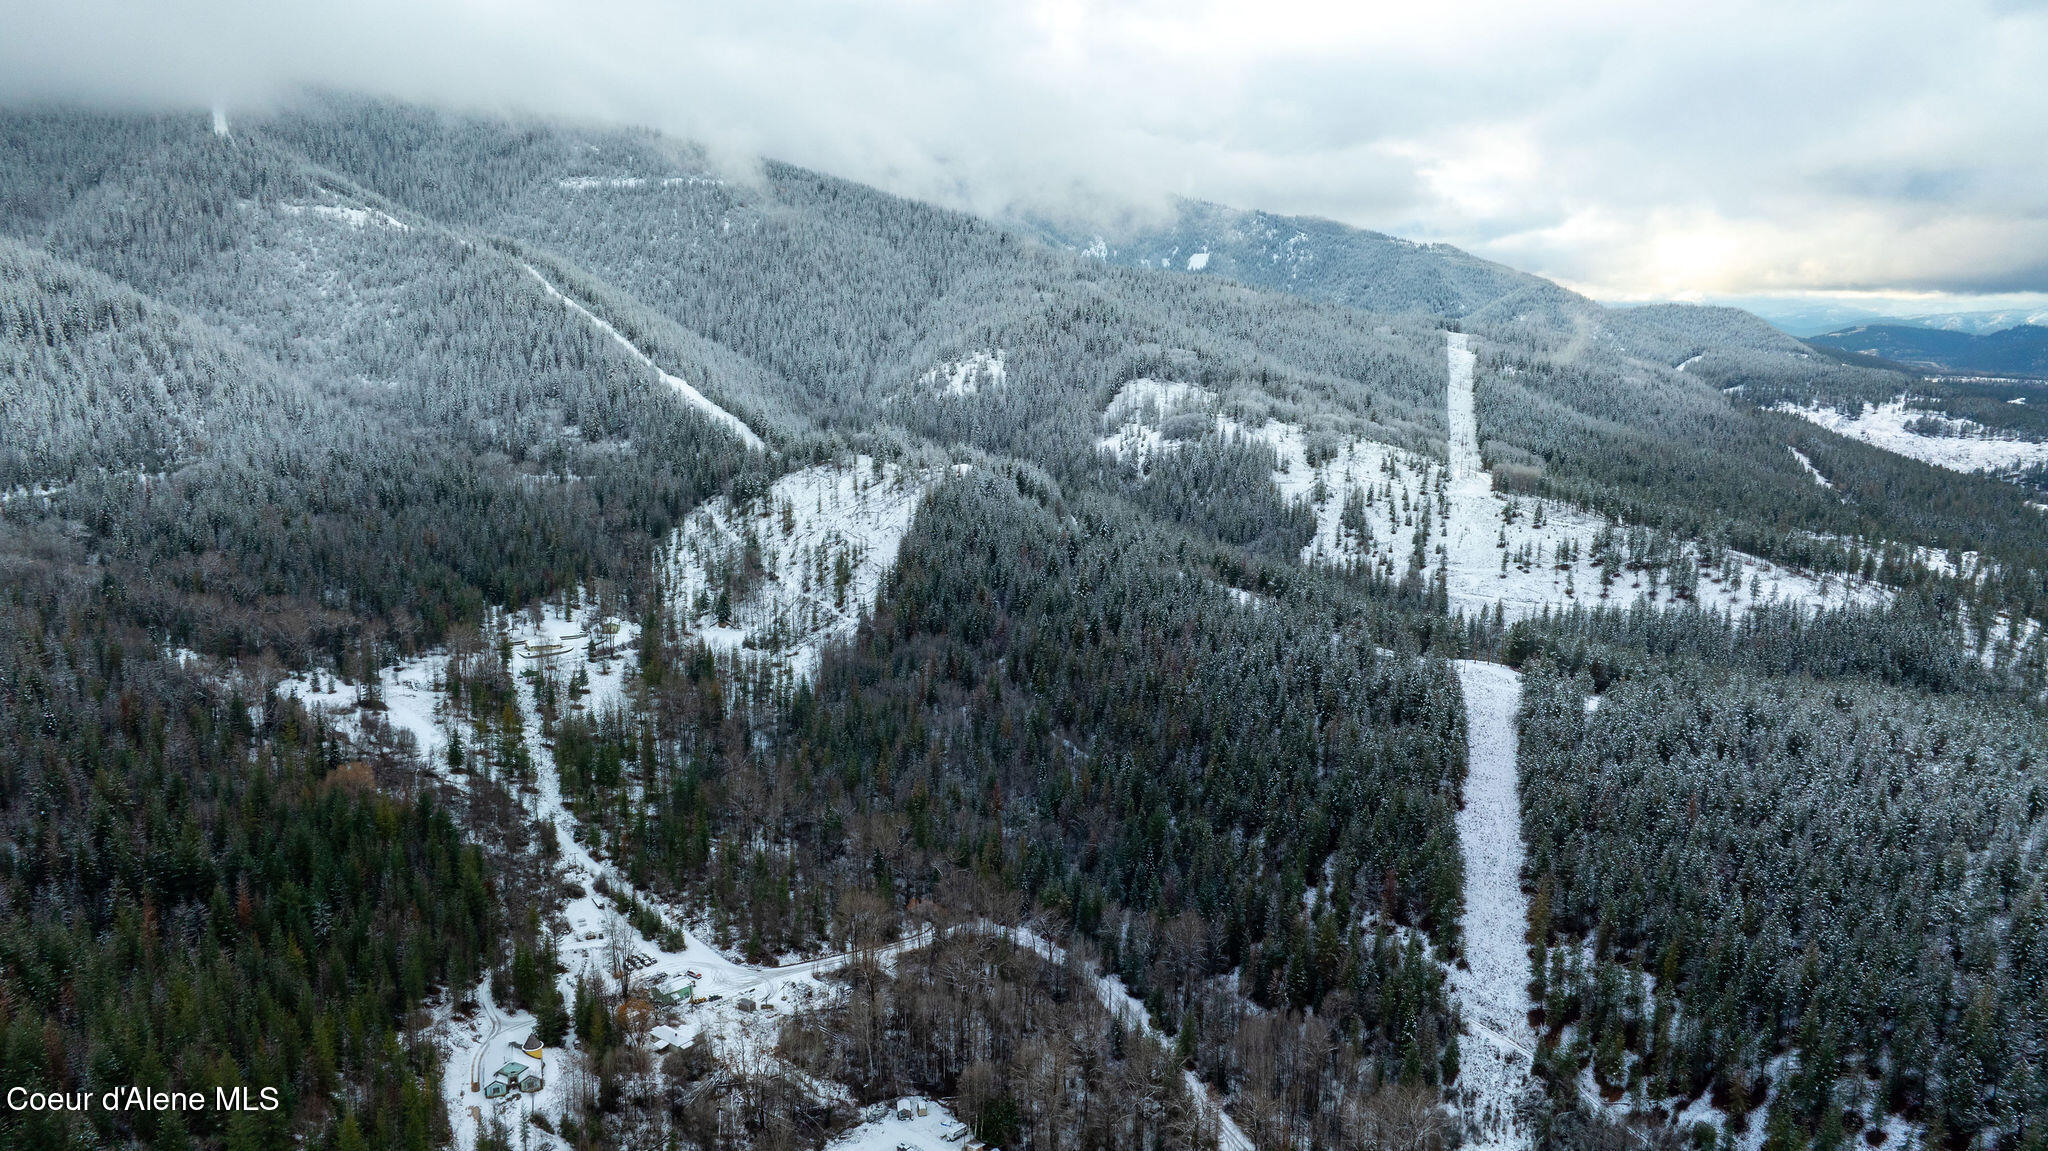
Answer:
xmin=1450 ymin=659 xmax=1536 ymax=1150
xmin=523 ymin=261 xmax=765 ymax=450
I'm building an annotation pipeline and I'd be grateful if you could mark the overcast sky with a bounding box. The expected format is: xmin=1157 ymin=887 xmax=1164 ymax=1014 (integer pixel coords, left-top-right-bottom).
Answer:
xmin=4 ymin=0 xmax=2044 ymax=317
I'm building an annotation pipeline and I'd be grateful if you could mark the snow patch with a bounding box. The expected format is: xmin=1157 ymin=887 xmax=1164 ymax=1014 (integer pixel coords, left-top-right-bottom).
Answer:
xmin=555 ymin=175 xmax=723 ymax=190
xmin=1788 ymin=446 xmax=1833 ymax=489
xmin=1776 ymin=397 xmax=2048 ymax=476
xmin=277 ymin=201 xmax=409 ymax=231
xmin=1096 ymin=378 xmax=1218 ymax=462
xmin=919 ymin=350 xmax=1006 ymax=397
xmin=1225 ymin=586 xmax=1268 ymax=611
xmin=1187 ymin=251 xmax=1211 ymax=271
xmin=663 ymin=458 xmax=935 ymax=684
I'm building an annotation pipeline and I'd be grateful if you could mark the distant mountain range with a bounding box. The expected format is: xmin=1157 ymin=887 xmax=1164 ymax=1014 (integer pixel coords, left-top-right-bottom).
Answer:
xmin=1893 ymin=307 xmax=2048 ymax=335
xmin=1031 ymin=198 xmax=1817 ymax=365
xmin=1032 ymin=199 xmax=1589 ymax=322
xmin=1704 ymin=301 xmax=2048 ymax=339
xmin=1807 ymin=322 xmax=2048 ymax=377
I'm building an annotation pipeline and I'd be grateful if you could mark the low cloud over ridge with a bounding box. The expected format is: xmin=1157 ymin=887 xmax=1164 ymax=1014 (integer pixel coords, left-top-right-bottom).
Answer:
xmin=3 ymin=0 xmax=2043 ymax=309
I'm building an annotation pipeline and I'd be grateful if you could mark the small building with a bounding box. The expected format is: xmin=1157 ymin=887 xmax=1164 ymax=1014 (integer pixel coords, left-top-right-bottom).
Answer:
xmin=521 ymin=1033 xmax=544 ymax=1059
xmin=518 ymin=1074 xmax=544 ymax=1094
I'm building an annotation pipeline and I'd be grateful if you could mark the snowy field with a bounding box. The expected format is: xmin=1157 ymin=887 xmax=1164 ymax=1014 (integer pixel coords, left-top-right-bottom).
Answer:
xmin=662 ymin=457 xmax=936 ymax=684
xmin=523 ymin=261 xmax=764 ymax=450
xmin=1777 ymin=398 xmax=2048 ymax=476
xmin=1099 ymin=357 xmax=1886 ymax=622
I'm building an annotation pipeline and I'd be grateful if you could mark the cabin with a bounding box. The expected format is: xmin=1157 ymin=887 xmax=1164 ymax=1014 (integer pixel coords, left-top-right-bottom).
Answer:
xmin=521 ymin=1032 xmax=544 ymax=1059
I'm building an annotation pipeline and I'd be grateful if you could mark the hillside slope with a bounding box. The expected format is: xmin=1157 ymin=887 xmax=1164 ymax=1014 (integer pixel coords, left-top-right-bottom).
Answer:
xmin=3 ymin=98 xmax=2046 ymax=1151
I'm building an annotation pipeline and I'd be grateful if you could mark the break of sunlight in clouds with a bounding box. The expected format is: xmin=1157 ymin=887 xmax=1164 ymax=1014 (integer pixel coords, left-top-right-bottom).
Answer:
xmin=1 ymin=0 xmax=2044 ymax=309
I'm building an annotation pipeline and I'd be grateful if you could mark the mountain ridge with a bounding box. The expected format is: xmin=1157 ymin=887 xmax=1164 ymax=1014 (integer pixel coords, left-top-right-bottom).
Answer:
xmin=1808 ymin=321 xmax=2048 ymax=378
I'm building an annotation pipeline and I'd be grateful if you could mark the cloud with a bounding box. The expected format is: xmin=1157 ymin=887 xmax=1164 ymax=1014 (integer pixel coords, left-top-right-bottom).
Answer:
xmin=1 ymin=0 xmax=2043 ymax=304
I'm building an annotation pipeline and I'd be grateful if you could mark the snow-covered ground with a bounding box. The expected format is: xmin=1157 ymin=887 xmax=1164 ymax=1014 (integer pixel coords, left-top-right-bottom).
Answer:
xmin=1430 ymin=334 xmax=1884 ymax=619
xmin=278 ymin=600 xmax=640 ymax=1150
xmin=1095 ymin=348 xmax=1885 ymax=622
xmin=1776 ymin=398 xmax=2048 ymax=475
xmin=830 ymin=1097 xmax=970 ymax=1151
xmin=332 ymin=602 xmax=900 ymax=1148
xmin=1096 ymin=378 xmax=1219 ymax=461
xmin=919 ymin=351 xmax=1007 ymax=397
xmin=662 ymin=457 xmax=935 ymax=684
xmin=278 ymin=200 xmax=409 ymax=232
xmin=0 ymin=482 xmax=66 ymax=505
xmin=1447 ymin=332 xmax=1483 ymax=486
xmin=489 ymin=637 xmax=1232 ymax=1147
xmin=1788 ymin=447 xmax=1833 ymax=489
xmin=522 ymin=262 xmax=764 ymax=450
xmin=556 ymin=175 xmax=724 ymax=191
xmin=278 ymin=594 xmax=1242 ymax=1147
xmin=1449 ymin=661 xmax=1536 ymax=1150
